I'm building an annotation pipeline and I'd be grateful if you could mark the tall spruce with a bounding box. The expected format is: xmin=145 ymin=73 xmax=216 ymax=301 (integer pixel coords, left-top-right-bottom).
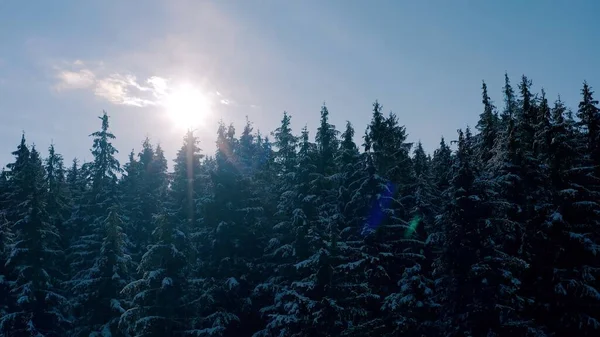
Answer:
xmin=529 ymin=90 xmax=600 ymax=336
xmin=477 ymin=81 xmax=499 ymax=165
xmin=45 ymin=144 xmax=70 ymax=250
xmin=68 ymin=112 xmax=127 ymax=337
xmin=577 ymin=82 xmax=600 ymax=174
xmin=436 ymin=128 xmax=530 ymax=336
xmin=0 ymin=144 xmax=70 ymax=336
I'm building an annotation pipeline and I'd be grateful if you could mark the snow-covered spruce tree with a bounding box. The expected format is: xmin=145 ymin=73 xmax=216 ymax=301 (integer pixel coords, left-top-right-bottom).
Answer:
xmin=190 ymin=121 xmax=266 ymax=336
xmin=272 ymin=111 xmax=298 ymax=177
xmin=500 ymin=72 xmax=518 ymax=130
xmin=0 ymin=144 xmax=70 ymax=336
xmin=533 ymin=89 xmax=552 ymax=163
xmin=330 ymin=121 xmax=369 ymax=330
xmin=515 ymin=78 xmax=549 ymax=215
xmin=1 ymin=134 xmax=30 ymax=225
xmin=339 ymin=103 xmax=417 ymax=336
xmin=0 ymin=168 xmax=7 ymax=213
xmin=430 ymin=137 xmax=453 ymax=205
xmin=380 ymin=141 xmax=440 ymax=336
xmin=120 ymin=212 xmax=191 ymax=337
xmin=476 ymin=80 xmax=500 ymax=166
xmin=435 ymin=128 xmax=530 ymax=336
xmin=170 ymin=130 xmax=204 ymax=236
xmin=64 ymin=158 xmax=88 ymax=248
xmin=67 ymin=112 xmax=127 ymax=337
xmin=252 ymin=129 xmax=277 ymax=220
xmin=299 ymin=104 xmax=347 ymax=335
xmin=380 ymin=110 xmax=415 ymax=221
xmin=235 ymin=119 xmax=277 ymax=333
xmin=120 ymin=138 xmax=169 ymax=264
xmin=410 ymin=141 xmax=440 ymax=236
xmin=0 ymin=212 xmax=13 ymax=321
xmin=338 ymin=148 xmax=390 ymax=336
xmin=516 ymin=75 xmax=537 ymax=153
xmin=255 ymin=126 xmax=322 ymax=337
xmin=491 ymin=113 xmax=527 ymax=258
xmin=120 ymin=149 xmax=143 ymax=262
xmin=0 ymin=169 xmax=12 ymax=319
xmin=45 ymin=144 xmax=71 ymax=277
xmin=577 ymin=81 xmax=600 ymax=174
xmin=74 ymin=206 xmax=131 ymax=337
xmin=334 ymin=121 xmax=364 ymax=237
xmin=252 ymin=113 xmax=300 ymax=336
xmin=265 ymin=111 xmax=299 ymax=260
xmin=525 ymin=89 xmax=600 ymax=336
xmin=258 ymin=107 xmax=346 ymax=335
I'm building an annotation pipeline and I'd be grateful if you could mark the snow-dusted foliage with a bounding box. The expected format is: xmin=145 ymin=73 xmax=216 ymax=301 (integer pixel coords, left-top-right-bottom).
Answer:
xmin=1 ymin=75 xmax=599 ymax=336
xmin=0 ymin=143 xmax=70 ymax=336
xmin=120 ymin=213 xmax=190 ymax=337
xmin=68 ymin=208 xmax=132 ymax=337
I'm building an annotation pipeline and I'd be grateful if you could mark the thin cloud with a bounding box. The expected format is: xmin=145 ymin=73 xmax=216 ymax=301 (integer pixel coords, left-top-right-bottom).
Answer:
xmin=93 ymin=73 xmax=158 ymax=107
xmin=53 ymin=60 xmax=241 ymax=108
xmin=55 ymin=69 xmax=96 ymax=90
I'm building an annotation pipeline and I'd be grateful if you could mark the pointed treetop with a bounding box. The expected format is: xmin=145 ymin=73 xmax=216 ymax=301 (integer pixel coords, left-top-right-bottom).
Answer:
xmin=552 ymin=96 xmax=567 ymax=125
xmin=502 ymin=72 xmax=517 ymax=120
xmin=342 ymin=121 xmax=355 ymax=143
xmin=101 ymin=110 xmax=109 ymax=132
xmin=413 ymin=141 xmax=428 ymax=177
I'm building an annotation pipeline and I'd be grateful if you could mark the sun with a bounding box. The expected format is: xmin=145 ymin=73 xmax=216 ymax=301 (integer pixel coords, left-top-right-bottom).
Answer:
xmin=163 ymin=83 xmax=212 ymax=128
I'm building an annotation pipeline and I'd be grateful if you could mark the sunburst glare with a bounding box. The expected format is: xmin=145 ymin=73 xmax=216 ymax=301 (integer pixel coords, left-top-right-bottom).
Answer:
xmin=162 ymin=83 xmax=212 ymax=129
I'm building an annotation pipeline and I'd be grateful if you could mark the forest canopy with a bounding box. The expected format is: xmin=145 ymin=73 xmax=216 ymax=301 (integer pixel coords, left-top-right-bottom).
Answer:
xmin=1 ymin=74 xmax=599 ymax=337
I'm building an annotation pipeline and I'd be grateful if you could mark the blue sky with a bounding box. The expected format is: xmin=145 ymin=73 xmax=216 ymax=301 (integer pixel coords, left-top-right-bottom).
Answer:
xmin=1 ymin=0 xmax=599 ymax=167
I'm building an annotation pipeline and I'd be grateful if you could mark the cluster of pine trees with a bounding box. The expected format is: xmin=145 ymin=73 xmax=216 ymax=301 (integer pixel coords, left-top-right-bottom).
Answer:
xmin=0 ymin=74 xmax=599 ymax=337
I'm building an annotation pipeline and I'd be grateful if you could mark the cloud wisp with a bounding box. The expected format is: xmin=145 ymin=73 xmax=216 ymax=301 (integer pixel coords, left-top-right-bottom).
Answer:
xmin=53 ymin=60 xmax=235 ymax=108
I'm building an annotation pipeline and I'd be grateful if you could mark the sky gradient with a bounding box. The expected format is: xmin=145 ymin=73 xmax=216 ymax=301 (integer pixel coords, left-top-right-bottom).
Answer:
xmin=1 ymin=0 xmax=599 ymax=167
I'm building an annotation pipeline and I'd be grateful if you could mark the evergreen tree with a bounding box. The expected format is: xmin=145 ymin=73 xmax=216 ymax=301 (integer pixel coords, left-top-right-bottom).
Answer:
xmin=577 ymin=81 xmax=600 ymax=174
xmin=256 ymin=127 xmax=323 ymax=336
xmin=476 ymin=80 xmax=499 ymax=165
xmin=533 ymin=89 xmax=552 ymax=162
xmin=431 ymin=137 xmax=453 ymax=200
xmin=0 ymin=145 xmax=70 ymax=336
xmin=45 ymin=144 xmax=71 ymax=259
xmin=436 ymin=129 xmax=529 ymax=336
xmin=340 ymin=107 xmax=417 ymax=336
xmin=2 ymin=134 xmax=31 ymax=225
xmin=528 ymin=93 xmax=600 ymax=336
xmin=120 ymin=149 xmax=143 ymax=260
xmin=64 ymin=158 xmax=88 ymax=266
xmin=0 ymin=211 xmax=13 ymax=321
xmin=517 ymin=75 xmax=537 ymax=152
xmin=72 ymin=207 xmax=131 ymax=337
xmin=120 ymin=213 xmax=191 ymax=337
xmin=272 ymin=111 xmax=297 ymax=177
xmin=193 ymin=121 xmax=265 ymax=335
xmin=68 ymin=112 xmax=125 ymax=336
xmin=380 ymin=141 xmax=440 ymax=336
xmin=136 ymin=141 xmax=169 ymax=262
xmin=170 ymin=130 xmax=204 ymax=233
xmin=500 ymin=73 xmax=518 ymax=128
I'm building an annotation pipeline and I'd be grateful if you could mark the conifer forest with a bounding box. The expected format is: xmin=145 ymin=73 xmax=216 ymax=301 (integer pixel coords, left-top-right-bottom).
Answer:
xmin=1 ymin=74 xmax=600 ymax=337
